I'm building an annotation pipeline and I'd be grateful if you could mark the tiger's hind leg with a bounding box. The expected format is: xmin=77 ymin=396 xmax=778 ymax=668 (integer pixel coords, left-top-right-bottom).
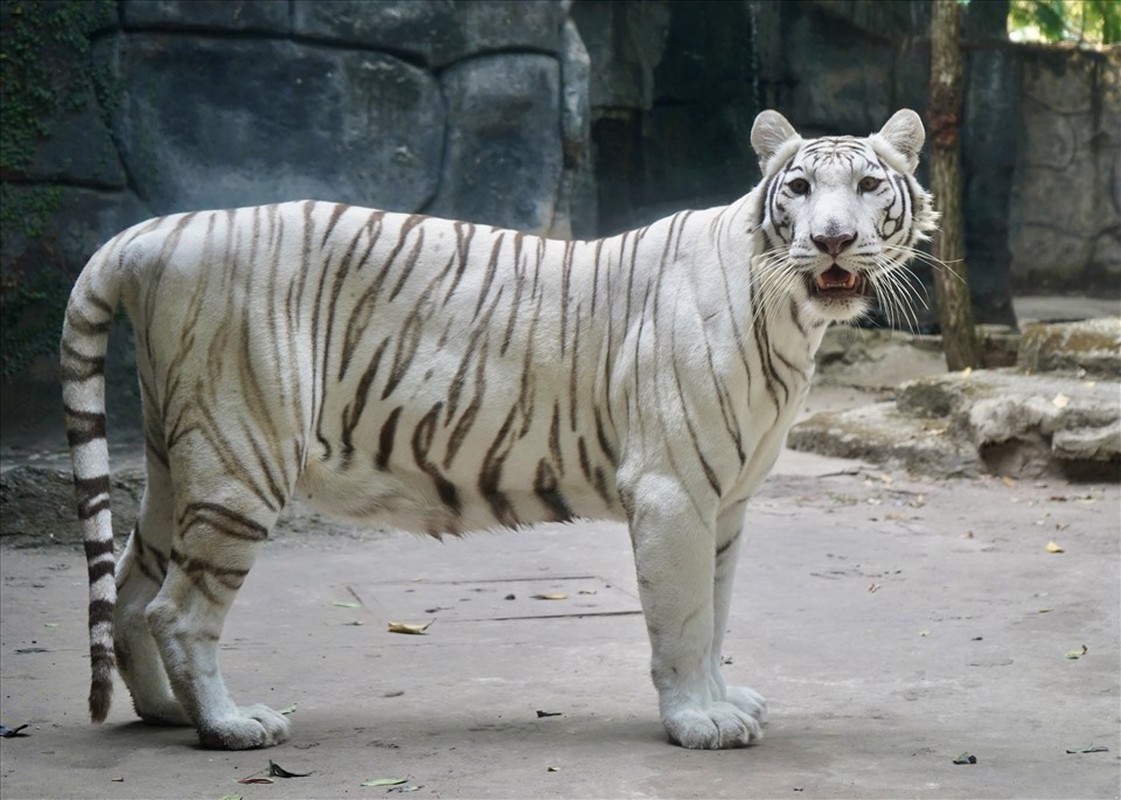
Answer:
xmin=144 ymin=475 xmax=290 ymax=750
xmin=113 ymin=451 xmax=191 ymax=726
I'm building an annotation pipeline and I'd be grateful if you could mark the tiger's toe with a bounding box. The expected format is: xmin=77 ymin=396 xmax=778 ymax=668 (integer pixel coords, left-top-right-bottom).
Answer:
xmin=197 ymin=704 xmax=291 ymax=750
xmin=663 ymin=702 xmax=763 ymax=749
xmin=725 ymin=685 xmax=768 ymax=724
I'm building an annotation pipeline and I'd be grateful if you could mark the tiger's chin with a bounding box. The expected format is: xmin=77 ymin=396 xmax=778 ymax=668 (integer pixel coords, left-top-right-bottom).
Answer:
xmin=804 ymin=265 xmax=874 ymax=323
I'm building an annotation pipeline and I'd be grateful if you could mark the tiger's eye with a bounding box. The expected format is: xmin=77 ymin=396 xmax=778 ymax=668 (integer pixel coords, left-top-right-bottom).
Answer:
xmin=859 ymin=176 xmax=882 ymax=192
xmin=788 ymin=178 xmax=810 ymax=196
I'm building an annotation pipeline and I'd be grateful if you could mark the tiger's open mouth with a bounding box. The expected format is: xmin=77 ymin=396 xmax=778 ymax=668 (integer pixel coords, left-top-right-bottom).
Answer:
xmin=810 ymin=265 xmax=866 ymax=300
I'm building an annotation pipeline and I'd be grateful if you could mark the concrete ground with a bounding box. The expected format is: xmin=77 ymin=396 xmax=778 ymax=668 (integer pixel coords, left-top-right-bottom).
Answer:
xmin=1 ymin=429 xmax=1118 ymax=799
xmin=2 ymin=301 xmax=1119 ymax=798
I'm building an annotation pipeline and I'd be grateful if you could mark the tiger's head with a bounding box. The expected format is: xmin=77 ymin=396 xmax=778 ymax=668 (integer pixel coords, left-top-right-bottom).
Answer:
xmin=749 ymin=109 xmax=938 ymax=325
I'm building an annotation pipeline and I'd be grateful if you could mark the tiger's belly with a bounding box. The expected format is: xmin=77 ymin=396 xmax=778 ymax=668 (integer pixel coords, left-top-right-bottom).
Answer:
xmin=294 ymin=457 xmax=626 ymax=536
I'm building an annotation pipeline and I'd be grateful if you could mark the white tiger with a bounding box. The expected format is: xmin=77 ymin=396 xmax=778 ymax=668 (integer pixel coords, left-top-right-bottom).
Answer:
xmin=61 ymin=109 xmax=936 ymax=750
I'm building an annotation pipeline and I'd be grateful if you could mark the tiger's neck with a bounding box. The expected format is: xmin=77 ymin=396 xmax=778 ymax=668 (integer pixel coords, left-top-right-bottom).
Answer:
xmin=576 ymin=198 xmax=828 ymax=491
xmin=710 ymin=193 xmax=829 ymax=378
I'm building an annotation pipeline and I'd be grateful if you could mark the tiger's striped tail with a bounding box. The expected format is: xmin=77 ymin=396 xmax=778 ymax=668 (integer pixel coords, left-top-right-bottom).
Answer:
xmin=60 ymin=243 xmax=126 ymax=723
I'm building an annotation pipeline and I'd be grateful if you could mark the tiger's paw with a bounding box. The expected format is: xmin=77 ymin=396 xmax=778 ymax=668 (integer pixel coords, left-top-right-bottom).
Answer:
xmin=725 ymin=684 xmax=768 ymax=724
xmin=197 ymin=704 xmax=291 ymax=750
xmin=662 ymin=701 xmax=763 ymax=749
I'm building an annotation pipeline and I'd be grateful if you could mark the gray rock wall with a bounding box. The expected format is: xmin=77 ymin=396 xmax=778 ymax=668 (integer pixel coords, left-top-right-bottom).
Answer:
xmin=571 ymin=0 xmax=1022 ymax=326
xmin=0 ymin=0 xmax=591 ymax=392
xmin=570 ymin=0 xmax=1118 ymax=326
xmin=1 ymin=0 xmax=1117 ymax=392
xmin=1 ymin=0 xmax=587 ymax=290
xmin=1008 ymin=46 xmax=1121 ymax=295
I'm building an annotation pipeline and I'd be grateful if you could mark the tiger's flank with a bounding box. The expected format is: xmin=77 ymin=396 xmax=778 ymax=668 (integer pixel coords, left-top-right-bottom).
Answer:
xmin=61 ymin=110 xmax=936 ymax=750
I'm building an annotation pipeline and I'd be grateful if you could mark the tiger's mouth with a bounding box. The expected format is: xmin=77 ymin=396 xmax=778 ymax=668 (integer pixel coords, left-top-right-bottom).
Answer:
xmin=809 ymin=265 xmax=866 ymax=300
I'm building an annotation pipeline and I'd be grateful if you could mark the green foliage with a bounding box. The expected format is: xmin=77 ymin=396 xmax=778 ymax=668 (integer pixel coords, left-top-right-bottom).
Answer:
xmin=0 ymin=248 xmax=71 ymax=382
xmin=1008 ymin=0 xmax=1120 ymax=45
xmin=0 ymin=1 xmax=116 ymax=382
xmin=0 ymin=0 xmax=116 ymax=174
xmin=0 ymin=183 xmax=73 ymax=382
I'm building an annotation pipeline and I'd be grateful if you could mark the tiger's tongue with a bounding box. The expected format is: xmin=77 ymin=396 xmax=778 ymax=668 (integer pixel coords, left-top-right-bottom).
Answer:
xmin=814 ymin=265 xmax=857 ymax=290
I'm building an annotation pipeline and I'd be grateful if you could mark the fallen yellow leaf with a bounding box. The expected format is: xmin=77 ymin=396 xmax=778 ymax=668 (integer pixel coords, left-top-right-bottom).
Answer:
xmin=1046 ymin=541 xmax=1065 ymax=554
xmin=387 ymin=620 xmax=434 ymax=635
xmin=532 ymin=592 xmax=569 ymax=601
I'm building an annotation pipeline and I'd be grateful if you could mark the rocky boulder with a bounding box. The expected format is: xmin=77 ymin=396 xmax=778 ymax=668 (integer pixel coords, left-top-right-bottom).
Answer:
xmin=791 ymin=319 xmax=1121 ymax=480
xmin=1018 ymin=318 xmax=1121 ymax=378
xmin=0 ymin=0 xmax=588 ymax=393
xmin=111 ymin=36 xmax=445 ymax=215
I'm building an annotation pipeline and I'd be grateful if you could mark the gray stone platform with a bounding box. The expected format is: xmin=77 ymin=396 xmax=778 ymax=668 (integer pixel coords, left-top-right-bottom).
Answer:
xmin=792 ymin=319 xmax=1121 ymax=480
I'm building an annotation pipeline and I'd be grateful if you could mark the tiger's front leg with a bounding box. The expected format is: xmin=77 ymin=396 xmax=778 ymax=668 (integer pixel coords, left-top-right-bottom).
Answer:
xmin=627 ymin=475 xmax=763 ymax=749
xmin=711 ymin=504 xmax=768 ymax=727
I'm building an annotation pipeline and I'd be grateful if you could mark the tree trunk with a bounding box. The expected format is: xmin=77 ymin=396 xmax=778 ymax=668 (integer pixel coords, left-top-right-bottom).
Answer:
xmin=928 ymin=0 xmax=979 ymax=370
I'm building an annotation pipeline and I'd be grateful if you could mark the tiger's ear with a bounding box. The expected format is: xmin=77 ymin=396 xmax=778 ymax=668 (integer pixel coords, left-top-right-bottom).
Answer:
xmin=751 ymin=110 xmax=800 ymax=173
xmin=875 ymin=109 xmax=925 ymax=173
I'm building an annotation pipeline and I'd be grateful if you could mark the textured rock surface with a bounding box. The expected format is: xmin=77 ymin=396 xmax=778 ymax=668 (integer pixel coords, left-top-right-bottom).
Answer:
xmin=1018 ymin=318 xmax=1121 ymax=378
xmin=788 ymin=402 xmax=982 ymax=477
xmin=1009 ymin=47 xmax=1121 ymax=294
xmin=121 ymin=0 xmax=290 ymax=32
xmin=293 ymin=0 xmax=567 ymax=68
xmin=571 ymin=0 xmax=1118 ymax=325
xmin=794 ymin=326 xmax=1121 ymax=480
xmin=3 ymin=0 xmax=576 ymax=272
xmin=2 ymin=0 xmax=1118 ymax=395
xmin=814 ymin=328 xmax=948 ymax=388
xmin=429 ymin=54 xmax=564 ymax=233
xmin=114 ymin=36 xmax=446 ymax=214
xmin=0 ymin=0 xmax=583 ymax=390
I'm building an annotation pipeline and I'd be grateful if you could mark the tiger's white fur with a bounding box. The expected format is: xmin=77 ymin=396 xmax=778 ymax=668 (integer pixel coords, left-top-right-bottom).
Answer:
xmin=62 ymin=110 xmax=936 ymax=750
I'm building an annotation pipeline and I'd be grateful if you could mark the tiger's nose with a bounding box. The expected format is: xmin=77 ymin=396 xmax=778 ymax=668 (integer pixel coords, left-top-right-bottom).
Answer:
xmin=812 ymin=232 xmax=856 ymax=256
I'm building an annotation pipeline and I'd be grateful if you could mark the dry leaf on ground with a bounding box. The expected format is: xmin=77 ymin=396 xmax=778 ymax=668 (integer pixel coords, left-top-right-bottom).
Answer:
xmin=387 ymin=620 xmax=434 ymax=635
xmin=268 ymin=760 xmax=311 ymax=778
